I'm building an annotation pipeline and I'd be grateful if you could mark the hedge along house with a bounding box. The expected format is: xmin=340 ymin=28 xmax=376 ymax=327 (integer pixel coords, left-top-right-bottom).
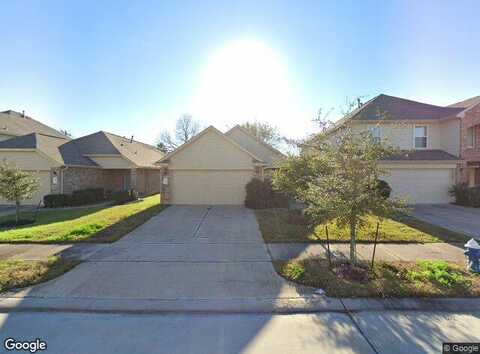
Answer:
xmin=0 ymin=111 xmax=164 ymax=205
xmin=156 ymin=126 xmax=284 ymax=205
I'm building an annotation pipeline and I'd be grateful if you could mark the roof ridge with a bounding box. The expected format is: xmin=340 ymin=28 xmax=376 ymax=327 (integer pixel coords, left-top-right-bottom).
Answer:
xmin=102 ymin=130 xmax=159 ymax=150
xmin=379 ymin=94 xmax=460 ymax=110
xmin=226 ymin=125 xmax=285 ymax=157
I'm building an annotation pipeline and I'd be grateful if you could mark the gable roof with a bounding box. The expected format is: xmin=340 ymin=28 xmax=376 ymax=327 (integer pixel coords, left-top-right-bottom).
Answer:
xmin=0 ymin=133 xmax=97 ymax=167
xmin=0 ymin=110 xmax=70 ymax=139
xmin=226 ymin=125 xmax=285 ymax=156
xmin=448 ymin=95 xmax=480 ymax=109
xmin=347 ymin=94 xmax=464 ymax=122
xmin=157 ymin=126 xmax=265 ymax=164
xmin=70 ymin=131 xmax=164 ymax=168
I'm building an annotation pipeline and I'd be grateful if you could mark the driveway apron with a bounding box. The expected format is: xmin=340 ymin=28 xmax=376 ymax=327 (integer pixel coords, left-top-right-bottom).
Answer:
xmin=13 ymin=206 xmax=309 ymax=301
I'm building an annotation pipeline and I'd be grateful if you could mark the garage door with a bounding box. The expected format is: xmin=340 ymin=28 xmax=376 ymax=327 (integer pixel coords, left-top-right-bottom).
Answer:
xmin=170 ymin=170 xmax=253 ymax=205
xmin=384 ymin=168 xmax=454 ymax=204
xmin=0 ymin=170 xmax=51 ymax=206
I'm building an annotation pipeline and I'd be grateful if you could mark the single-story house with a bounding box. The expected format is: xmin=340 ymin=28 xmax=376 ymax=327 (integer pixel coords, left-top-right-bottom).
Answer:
xmin=157 ymin=125 xmax=284 ymax=205
xmin=0 ymin=110 xmax=164 ymax=205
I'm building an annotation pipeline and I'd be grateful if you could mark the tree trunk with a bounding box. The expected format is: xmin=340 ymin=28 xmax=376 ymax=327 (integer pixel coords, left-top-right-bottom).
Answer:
xmin=15 ymin=200 xmax=20 ymax=224
xmin=349 ymin=220 xmax=357 ymax=265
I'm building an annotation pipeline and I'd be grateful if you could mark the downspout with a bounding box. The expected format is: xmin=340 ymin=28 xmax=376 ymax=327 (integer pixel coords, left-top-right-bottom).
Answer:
xmin=60 ymin=166 xmax=68 ymax=194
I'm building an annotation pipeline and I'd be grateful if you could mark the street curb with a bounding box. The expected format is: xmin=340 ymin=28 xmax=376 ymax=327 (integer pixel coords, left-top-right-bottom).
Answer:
xmin=0 ymin=296 xmax=478 ymax=315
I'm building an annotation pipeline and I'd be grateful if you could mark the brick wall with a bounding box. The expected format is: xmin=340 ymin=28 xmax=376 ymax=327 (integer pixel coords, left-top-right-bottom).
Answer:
xmin=63 ymin=167 xmax=105 ymax=194
xmin=458 ymin=104 xmax=480 ymax=184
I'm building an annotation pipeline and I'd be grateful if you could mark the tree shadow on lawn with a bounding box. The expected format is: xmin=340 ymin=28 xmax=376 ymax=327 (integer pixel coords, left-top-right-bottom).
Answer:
xmin=78 ymin=204 xmax=166 ymax=243
xmin=391 ymin=213 xmax=470 ymax=247
xmin=0 ymin=204 xmax=110 ymax=231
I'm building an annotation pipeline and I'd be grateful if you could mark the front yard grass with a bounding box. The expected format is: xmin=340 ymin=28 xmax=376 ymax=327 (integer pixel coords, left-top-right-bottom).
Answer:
xmin=275 ymin=258 xmax=480 ymax=298
xmin=0 ymin=194 xmax=165 ymax=243
xmin=0 ymin=256 xmax=79 ymax=293
xmin=256 ymin=208 xmax=469 ymax=243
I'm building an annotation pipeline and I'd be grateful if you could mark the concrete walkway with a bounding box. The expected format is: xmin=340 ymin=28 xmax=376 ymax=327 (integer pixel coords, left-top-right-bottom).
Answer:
xmin=0 ymin=243 xmax=106 ymax=261
xmin=268 ymin=242 xmax=466 ymax=263
xmin=413 ymin=204 xmax=480 ymax=239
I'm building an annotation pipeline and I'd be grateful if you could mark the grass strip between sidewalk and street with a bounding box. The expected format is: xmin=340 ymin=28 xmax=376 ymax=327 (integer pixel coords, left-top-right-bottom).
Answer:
xmin=0 ymin=256 xmax=79 ymax=293
xmin=275 ymin=258 xmax=480 ymax=298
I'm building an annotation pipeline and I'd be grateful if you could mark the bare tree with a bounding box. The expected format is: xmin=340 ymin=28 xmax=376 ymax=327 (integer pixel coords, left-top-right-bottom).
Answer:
xmin=241 ymin=121 xmax=282 ymax=147
xmin=157 ymin=114 xmax=200 ymax=152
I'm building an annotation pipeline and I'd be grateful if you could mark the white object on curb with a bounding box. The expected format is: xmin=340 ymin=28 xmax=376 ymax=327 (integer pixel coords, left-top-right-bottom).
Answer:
xmin=314 ymin=289 xmax=326 ymax=296
xmin=465 ymin=238 xmax=480 ymax=249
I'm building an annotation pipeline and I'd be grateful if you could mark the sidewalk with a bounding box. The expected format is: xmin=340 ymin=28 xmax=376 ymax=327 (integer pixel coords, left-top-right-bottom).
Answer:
xmin=0 ymin=243 xmax=106 ymax=261
xmin=268 ymin=242 xmax=466 ymax=264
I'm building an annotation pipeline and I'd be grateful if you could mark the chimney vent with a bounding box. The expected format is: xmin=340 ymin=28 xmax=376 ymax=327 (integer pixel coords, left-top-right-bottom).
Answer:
xmin=22 ymin=110 xmax=25 ymax=118
xmin=130 ymin=135 xmax=134 ymax=143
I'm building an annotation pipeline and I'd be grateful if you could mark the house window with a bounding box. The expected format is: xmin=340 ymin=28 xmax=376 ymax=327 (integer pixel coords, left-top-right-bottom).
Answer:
xmin=414 ymin=126 xmax=427 ymax=149
xmin=467 ymin=127 xmax=476 ymax=148
xmin=368 ymin=126 xmax=381 ymax=143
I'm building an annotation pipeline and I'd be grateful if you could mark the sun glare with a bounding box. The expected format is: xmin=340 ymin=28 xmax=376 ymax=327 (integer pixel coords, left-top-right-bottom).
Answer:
xmin=192 ymin=39 xmax=301 ymax=133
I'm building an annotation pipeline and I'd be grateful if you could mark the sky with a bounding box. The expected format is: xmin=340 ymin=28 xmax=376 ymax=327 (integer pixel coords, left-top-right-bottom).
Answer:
xmin=1 ymin=0 xmax=479 ymax=145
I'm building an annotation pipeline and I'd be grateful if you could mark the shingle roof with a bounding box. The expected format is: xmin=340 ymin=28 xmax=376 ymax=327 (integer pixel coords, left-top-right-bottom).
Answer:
xmin=0 ymin=110 xmax=69 ymax=139
xmin=448 ymin=95 xmax=480 ymax=109
xmin=383 ymin=149 xmax=459 ymax=161
xmin=71 ymin=131 xmax=164 ymax=167
xmin=0 ymin=133 xmax=97 ymax=166
xmin=351 ymin=94 xmax=464 ymax=121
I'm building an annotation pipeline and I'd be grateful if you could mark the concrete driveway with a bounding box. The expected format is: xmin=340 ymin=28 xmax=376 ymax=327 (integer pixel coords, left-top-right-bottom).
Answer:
xmin=413 ymin=204 xmax=480 ymax=240
xmin=4 ymin=206 xmax=313 ymax=310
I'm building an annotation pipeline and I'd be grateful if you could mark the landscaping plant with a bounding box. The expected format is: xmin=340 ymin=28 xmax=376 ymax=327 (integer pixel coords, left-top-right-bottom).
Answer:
xmin=0 ymin=161 xmax=39 ymax=224
xmin=273 ymin=125 xmax=407 ymax=265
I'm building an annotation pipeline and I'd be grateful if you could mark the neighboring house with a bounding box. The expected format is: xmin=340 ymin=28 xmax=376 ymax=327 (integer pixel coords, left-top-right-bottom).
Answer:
xmin=0 ymin=111 xmax=163 ymax=205
xmin=157 ymin=125 xmax=284 ymax=205
xmin=327 ymin=94 xmax=480 ymax=204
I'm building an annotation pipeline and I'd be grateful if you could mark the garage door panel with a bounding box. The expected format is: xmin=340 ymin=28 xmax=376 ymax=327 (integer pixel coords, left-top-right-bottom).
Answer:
xmin=384 ymin=168 xmax=454 ymax=204
xmin=171 ymin=170 xmax=253 ymax=205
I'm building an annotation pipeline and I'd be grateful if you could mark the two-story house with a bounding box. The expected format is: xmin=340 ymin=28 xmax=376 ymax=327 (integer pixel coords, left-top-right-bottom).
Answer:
xmin=327 ymin=94 xmax=480 ymax=204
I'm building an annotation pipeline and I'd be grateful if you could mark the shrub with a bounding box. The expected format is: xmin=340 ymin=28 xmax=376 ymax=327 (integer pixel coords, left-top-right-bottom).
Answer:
xmin=245 ymin=178 xmax=289 ymax=209
xmin=112 ymin=190 xmax=138 ymax=205
xmin=287 ymin=209 xmax=311 ymax=225
xmin=44 ymin=188 xmax=106 ymax=208
xmin=405 ymin=260 xmax=471 ymax=288
xmin=43 ymin=194 xmax=68 ymax=208
xmin=450 ymin=184 xmax=470 ymax=206
xmin=282 ymin=261 xmax=306 ymax=281
xmin=376 ymin=179 xmax=391 ymax=199
xmin=450 ymin=184 xmax=480 ymax=207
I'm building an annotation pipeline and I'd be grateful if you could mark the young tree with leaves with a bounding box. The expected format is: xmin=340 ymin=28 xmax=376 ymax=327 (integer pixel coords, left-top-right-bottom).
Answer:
xmin=0 ymin=162 xmax=39 ymax=224
xmin=273 ymin=127 xmax=407 ymax=265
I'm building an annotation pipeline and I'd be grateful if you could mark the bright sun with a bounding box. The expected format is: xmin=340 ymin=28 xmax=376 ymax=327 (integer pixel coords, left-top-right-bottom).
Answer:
xmin=191 ymin=39 xmax=300 ymax=133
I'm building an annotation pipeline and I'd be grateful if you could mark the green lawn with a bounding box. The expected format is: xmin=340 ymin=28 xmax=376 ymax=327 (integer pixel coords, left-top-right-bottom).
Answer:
xmin=255 ymin=208 xmax=469 ymax=243
xmin=0 ymin=256 xmax=79 ymax=292
xmin=275 ymin=258 xmax=480 ymax=298
xmin=0 ymin=194 xmax=165 ymax=243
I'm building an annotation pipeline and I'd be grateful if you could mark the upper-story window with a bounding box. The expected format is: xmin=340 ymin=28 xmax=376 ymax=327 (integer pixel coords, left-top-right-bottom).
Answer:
xmin=414 ymin=126 xmax=427 ymax=149
xmin=467 ymin=127 xmax=476 ymax=148
xmin=368 ymin=126 xmax=381 ymax=143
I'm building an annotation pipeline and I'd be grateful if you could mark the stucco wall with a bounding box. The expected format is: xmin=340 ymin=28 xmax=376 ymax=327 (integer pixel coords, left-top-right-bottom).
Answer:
xmin=0 ymin=150 xmax=57 ymax=170
xmin=168 ymin=130 xmax=255 ymax=170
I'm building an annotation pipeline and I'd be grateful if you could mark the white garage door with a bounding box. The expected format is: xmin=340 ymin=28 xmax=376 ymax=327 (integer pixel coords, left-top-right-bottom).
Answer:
xmin=384 ymin=168 xmax=454 ymax=204
xmin=0 ymin=170 xmax=51 ymax=206
xmin=170 ymin=170 xmax=253 ymax=205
